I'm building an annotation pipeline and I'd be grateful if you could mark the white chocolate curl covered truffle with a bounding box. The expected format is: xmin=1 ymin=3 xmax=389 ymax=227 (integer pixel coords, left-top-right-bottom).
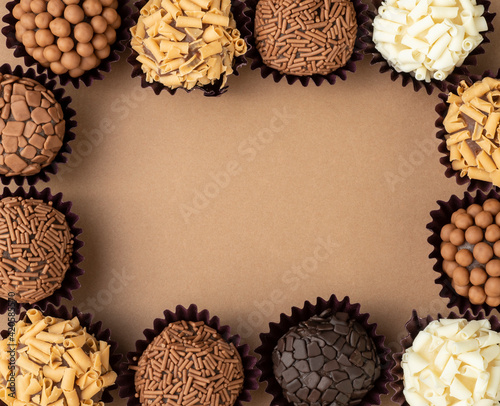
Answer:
xmin=402 ymin=318 xmax=500 ymax=406
xmin=372 ymin=0 xmax=488 ymax=82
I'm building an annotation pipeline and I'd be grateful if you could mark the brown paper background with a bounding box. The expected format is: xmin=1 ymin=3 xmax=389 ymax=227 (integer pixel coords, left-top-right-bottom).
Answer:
xmin=1 ymin=1 xmax=500 ymax=405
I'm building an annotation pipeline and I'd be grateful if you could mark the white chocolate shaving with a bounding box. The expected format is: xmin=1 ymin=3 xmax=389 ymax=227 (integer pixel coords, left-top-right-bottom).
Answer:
xmin=373 ymin=0 xmax=488 ymax=82
xmin=403 ymin=319 xmax=500 ymax=406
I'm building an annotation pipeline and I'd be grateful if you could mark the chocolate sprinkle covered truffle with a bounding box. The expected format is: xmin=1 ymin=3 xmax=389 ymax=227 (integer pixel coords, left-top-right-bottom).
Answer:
xmin=133 ymin=320 xmax=245 ymax=406
xmin=254 ymin=0 xmax=357 ymax=76
xmin=272 ymin=310 xmax=381 ymax=406
xmin=0 ymin=73 xmax=65 ymax=176
xmin=0 ymin=196 xmax=73 ymax=304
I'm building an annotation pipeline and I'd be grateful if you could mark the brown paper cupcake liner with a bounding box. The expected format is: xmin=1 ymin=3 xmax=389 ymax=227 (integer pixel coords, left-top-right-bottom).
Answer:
xmin=0 ymin=64 xmax=77 ymax=186
xmin=427 ymin=189 xmax=500 ymax=316
xmin=117 ymin=304 xmax=260 ymax=406
xmin=245 ymin=0 xmax=369 ymax=87
xmin=366 ymin=0 xmax=495 ymax=95
xmin=127 ymin=0 xmax=251 ymax=97
xmin=2 ymin=0 xmax=134 ymax=88
xmin=0 ymin=186 xmax=84 ymax=315
xmin=0 ymin=304 xmax=122 ymax=404
xmin=436 ymin=69 xmax=500 ymax=192
xmin=255 ymin=294 xmax=393 ymax=406
xmin=391 ymin=310 xmax=500 ymax=406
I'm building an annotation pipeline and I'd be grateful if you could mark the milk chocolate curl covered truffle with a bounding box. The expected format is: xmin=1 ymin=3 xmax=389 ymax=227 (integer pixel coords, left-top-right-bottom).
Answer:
xmin=444 ymin=78 xmax=500 ymax=187
xmin=0 ymin=73 xmax=65 ymax=176
xmin=130 ymin=0 xmax=247 ymax=90
xmin=0 ymin=196 xmax=73 ymax=304
xmin=133 ymin=320 xmax=245 ymax=406
xmin=0 ymin=308 xmax=117 ymax=406
xmin=272 ymin=310 xmax=381 ymax=406
xmin=254 ymin=0 xmax=358 ymax=76
xmin=12 ymin=0 xmax=121 ymax=78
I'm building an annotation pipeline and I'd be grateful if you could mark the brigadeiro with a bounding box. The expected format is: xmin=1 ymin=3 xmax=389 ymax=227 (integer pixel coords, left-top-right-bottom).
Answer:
xmin=436 ymin=70 xmax=500 ymax=191
xmin=367 ymin=0 xmax=495 ymax=94
xmin=117 ymin=304 xmax=259 ymax=406
xmin=428 ymin=190 xmax=500 ymax=315
xmin=392 ymin=310 xmax=500 ymax=406
xmin=0 ymin=304 xmax=121 ymax=406
xmin=256 ymin=295 xmax=392 ymax=406
xmin=128 ymin=0 xmax=251 ymax=96
xmin=3 ymin=0 xmax=133 ymax=87
xmin=0 ymin=186 xmax=83 ymax=314
xmin=247 ymin=0 xmax=370 ymax=86
xmin=0 ymin=64 xmax=76 ymax=185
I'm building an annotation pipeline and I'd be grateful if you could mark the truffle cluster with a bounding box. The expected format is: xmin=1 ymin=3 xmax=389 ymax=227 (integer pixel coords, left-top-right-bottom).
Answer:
xmin=13 ymin=0 xmax=121 ymax=78
xmin=0 ymin=196 xmax=73 ymax=304
xmin=440 ymin=198 xmax=500 ymax=306
xmin=134 ymin=320 xmax=245 ymax=406
xmin=0 ymin=73 xmax=65 ymax=176
xmin=272 ymin=311 xmax=381 ymax=406
xmin=254 ymin=0 xmax=357 ymax=76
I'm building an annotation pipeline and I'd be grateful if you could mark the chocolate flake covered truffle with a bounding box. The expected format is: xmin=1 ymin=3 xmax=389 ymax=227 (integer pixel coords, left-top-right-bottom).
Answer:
xmin=0 ymin=73 xmax=65 ymax=176
xmin=272 ymin=310 xmax=381 ymax=406
xmin=254 ymin=0 xmax=358 ymax=76
xmin=133 ymin=320 xmax=245 ymax=406
xmin=0 ymin=196 xmax=73 ymax=304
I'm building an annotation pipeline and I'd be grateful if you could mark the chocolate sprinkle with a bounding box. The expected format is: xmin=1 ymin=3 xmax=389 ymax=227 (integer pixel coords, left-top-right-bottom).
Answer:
xmin=133 ymin=320 xmax=245 ymax=406
xmin=254 ymin=0 xmax=357 ymax=76
xmin=273 ymin=310 xmax=381 ymax=406
xmin=0 ymin=195 xmax=73 ymax=304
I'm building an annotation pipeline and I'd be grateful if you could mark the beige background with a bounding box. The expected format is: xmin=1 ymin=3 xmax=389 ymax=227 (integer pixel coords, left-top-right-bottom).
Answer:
xmin=2 ymin=1 xmax=500 ymax=404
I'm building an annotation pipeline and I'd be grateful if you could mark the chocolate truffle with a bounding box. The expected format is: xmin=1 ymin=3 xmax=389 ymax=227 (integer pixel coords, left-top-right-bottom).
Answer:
xmin=0 ymin=308 xmax=117 ymax=406
xmin=0 ymin=196 xmax=73 ymax=304
xmin=13 ymin=0 xmax=121 ymax=78
xmin=443 ymin=78 xmax=500 ymax=187
xmin=134 ymin=320 xmax=245 ymax=406
xmin=0 ymin=73 xmax=65 ymax=176
xmin=254 ymin=0 xmax=357 ymax=76
xmin=402 ymin=318 xmax=500 ymax=406
xmin=372 ymin=0 xmax=488 ymax=82
xmin=272 ymin=310 xmax=381 ymax=406
xmin=440 ymin=199 xmax=500 ymax=306
xmin=130 ymin=0 xmax=247 ymax=91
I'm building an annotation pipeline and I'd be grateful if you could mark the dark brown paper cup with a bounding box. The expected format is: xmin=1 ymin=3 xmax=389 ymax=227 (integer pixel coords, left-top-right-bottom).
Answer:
xmin=255 ymin=294 xmax=393 ymax=406
xmin=391 ymin=310 xmax=500 ymax=406
xmin=246 ymin=0 xmax=369 ymax=87
xmin=117 ymin=304 xmax=260 ymax=406
xmin=127 ymin=0 xmax=251 ymax=97
xmin=0 ymin=186 xmax=84 ymax=315
xmin=366 ymin=0 xmax=495 ymax=95
xmin=436 ymin=69 xmax=500 ymax=191
xmin=0 ymin=304 xmax=121 ymax=404
xmin=0 ymin=64 xmax=77 ymax=186
xmin=2 ymin=0 xmax=134 ymax=88
xmin=427 ymin=190 xmax=500 ymax=316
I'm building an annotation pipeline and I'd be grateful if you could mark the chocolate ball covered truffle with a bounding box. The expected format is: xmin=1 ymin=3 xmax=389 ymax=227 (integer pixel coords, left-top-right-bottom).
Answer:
xmin=12 ymin=0 xmax=121 ymax=78
xmin=0 ymin=196 xmax=73 ymax=304
xmin=272 ymin=310 xmax=381 ymax=406
xmin=134 ymin=320 xmax=245 ymax=406
xmin=0 ymin=73 xmax=65 ymax=176
xmin=254 ymin=0 xmax=357 ymax=76
xmin=440 ymin=199 xmax=500 ymax=307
